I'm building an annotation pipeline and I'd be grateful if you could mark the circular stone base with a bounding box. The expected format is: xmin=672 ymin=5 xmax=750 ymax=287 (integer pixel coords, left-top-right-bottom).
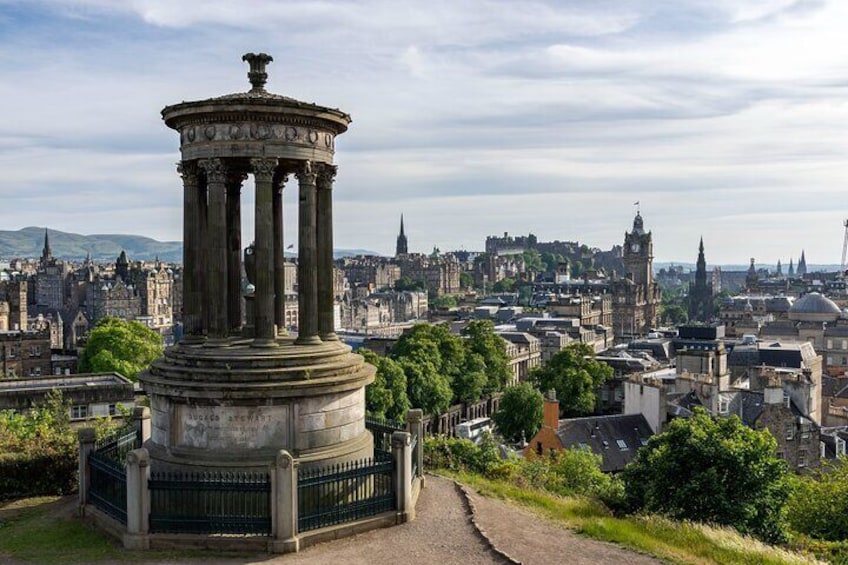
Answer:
xmin=138 ymin=337 xmax=376 ymax=472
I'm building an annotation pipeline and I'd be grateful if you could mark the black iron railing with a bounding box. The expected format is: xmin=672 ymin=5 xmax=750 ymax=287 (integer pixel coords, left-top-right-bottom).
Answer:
xmin=88 ymin=425 xmax=138 ymax=524
xmin=149 ymin=471 xmax=272 ymax=535
xmin=298 ymin=457 xmax=395 ymax=532
xmin=365 ymin=416 xmax=404 ymax=460
xmin=411 ymin=433 xmax=419 ymax=477
xmin=89 ymin=451 xmax=128 ymax=524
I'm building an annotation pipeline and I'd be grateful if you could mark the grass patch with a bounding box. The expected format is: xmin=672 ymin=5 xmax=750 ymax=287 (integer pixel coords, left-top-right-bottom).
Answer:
xmin=0 ymin=496 xmax=247 ymax=563
xmin=447 ymin=470 xmax=823 ymax=565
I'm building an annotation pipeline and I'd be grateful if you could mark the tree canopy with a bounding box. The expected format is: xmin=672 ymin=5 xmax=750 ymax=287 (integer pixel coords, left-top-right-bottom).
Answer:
xmin=531 ymin=343 xmax=612 ymax=417
xmin=491 ymin=277 xmax=516 ymax=293
xmin=786 ymin=458 xmax=848 ymax=541
xmin=394 ymin=276 xmax=427 ymax=292
xmin=622 ymin=408 xmax=790 ymax=543
xmin=386 ymin=321 xmax=511 ymax=415
xmin=361 ymin=349 xmax=410 ymax=422
xmin=78 ymin=317 xmax=163 ymax=380
xmin=493 ymin=382 xmax=543 ymax=443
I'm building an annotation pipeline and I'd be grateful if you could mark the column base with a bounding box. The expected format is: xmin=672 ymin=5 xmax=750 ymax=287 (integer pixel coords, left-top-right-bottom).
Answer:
xmin=295 ymin=334 xmax=323 ymax=346
xmin=203 ymin=337 xmax=232 ymax=348
xmin=251 ymin=338 xmax=279 ymax=348
xmin=181 ymin=335 xmax=206 ymax=345
xmin=320 ymin=332 xmax=339 ymax=342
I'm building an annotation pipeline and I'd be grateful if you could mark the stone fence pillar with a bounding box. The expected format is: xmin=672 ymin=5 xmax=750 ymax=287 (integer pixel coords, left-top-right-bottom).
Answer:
xmin=270 ymin=450 xmax=299 ymax=553
xmin=391 ymin=431 xmax=414 ymax=523
xmin=405 ymin=409 xmax=424 ymax=482
xmin=133 ymin=406 xmax=151 ymax=444
xmin=77 ymin=428 xmax=97 ymax=513
xmin=124 ymin=448 xmax=150 ymax=550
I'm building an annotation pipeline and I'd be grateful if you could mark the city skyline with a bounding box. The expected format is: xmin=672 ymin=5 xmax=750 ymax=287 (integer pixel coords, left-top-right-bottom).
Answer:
xmin=1 ymin=1 xmax=847 ymax=263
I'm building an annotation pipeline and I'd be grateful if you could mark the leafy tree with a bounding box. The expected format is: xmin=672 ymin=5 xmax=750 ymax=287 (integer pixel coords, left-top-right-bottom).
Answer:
xmin=461 ymin=320 xmax=511 ymax=394
xmin=459 ymin=271 xmax=474 ymax=290
xmin=493 ymin=382 xmax=543 ymax=442
xmin=661 ymin=303 xmax=687 ymax=326
xmin=430 ymin=295 xmax=458 ymax=309
xmin=78 ymin=317 xmax=163 ymax=380
xmin=531 ymin=343 xmax=612 ymax=417
xmin=361 ymin=349 xmax=409 ymax=422
xmin=622 ymin=408 xmax=790 ymax=543
xmin=540 ymin=252 xmax=563 ymax=273
xmin=522 ymin=249 xmax=543 ymax=272
xmin=786 ymin=458 xmax=848 ymax=541
xmin=394 ymin=276 xmax=426 ymax=292
xmin=492 ymin=277 xmax=515 ymax=293
xmin=400 ymin=358 xmax=452 ymax=416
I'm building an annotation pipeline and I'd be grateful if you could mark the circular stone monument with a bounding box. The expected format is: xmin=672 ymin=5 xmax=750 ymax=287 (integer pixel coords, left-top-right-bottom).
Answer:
xmin=138 ymin=53 xmax=374 ymax=471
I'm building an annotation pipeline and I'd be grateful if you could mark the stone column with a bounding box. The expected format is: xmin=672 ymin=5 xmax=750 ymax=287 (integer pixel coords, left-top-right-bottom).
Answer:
xmin=178 ymin=161 xmax=203 ymax=342
xmin=77 ymin=428 xmax=96 ymax=512
xmin=316 ymin=164 xmax=338 ymax=341
xmin=273 ymin=171 xmax=288 ymax=335
xmin=124 ymin=448 xmax=150 ymax=550
xmin=405 ymin=409 xmax=424 ymax=481
xmin=295 ymin=161 xmax=320 ymax=345
xmin=133 ymin=406 xmax=151 ymax=444
xmin=226 ymin=172 xmax=246 ymax=335
xmin=199 ymin=158 xmax=229 ymax=342
xmin=252 ymin=157 xmax=279 ymax=346
xmin=270 ymin=450 xmax=299 ymax=553
xmin=391 ymin=431 xmax=414 ymax=523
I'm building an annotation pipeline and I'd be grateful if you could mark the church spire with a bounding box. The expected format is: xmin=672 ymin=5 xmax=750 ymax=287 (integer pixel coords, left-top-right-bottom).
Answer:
xmin=395 ymin=214 xmax=408 ymax=256
xmin=41 ymin=228 xmax=52 ymax=264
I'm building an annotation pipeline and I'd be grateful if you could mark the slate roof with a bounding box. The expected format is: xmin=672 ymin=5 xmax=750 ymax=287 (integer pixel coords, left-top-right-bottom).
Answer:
xmin=555 ymin=414 xmax=653 ymax=473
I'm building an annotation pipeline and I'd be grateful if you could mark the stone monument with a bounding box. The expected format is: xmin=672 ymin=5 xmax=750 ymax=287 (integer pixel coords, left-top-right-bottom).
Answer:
xmin=139 ymin=53 xmax=375 ymax=471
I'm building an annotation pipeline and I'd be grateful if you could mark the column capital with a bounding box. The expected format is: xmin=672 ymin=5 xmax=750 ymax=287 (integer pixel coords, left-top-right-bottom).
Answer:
xmin=176 ymin=160 xmax=199 ymax=181
xmin=316 ymin=163 xmax=337 ymax=189
xmin=295 ymin=160 xmax=317 ymax=184
xmin=251 ymin=157 xmax=278 ymax=181
xmin=227 ymin=170 xmax=248 ymax=188
xmin=198 ymin=157 xmax=227 ymax=184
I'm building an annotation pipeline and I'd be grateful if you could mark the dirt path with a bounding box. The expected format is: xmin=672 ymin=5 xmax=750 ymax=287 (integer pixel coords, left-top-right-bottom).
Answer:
xmin=465 ymin=485 xmax=665 ymax=565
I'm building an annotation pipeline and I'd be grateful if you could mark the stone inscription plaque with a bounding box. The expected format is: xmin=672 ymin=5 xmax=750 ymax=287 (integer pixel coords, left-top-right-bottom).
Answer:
xmin=176 ymin=405 xmax=290 ymax=450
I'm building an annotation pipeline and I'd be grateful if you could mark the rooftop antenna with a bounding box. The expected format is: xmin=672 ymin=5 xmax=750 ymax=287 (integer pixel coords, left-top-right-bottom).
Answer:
xmin=842 ymin=219 xmax=848 ymax=279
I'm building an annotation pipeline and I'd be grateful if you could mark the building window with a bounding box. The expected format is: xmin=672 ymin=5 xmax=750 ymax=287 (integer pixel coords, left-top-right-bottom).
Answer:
xmin=798 ymin=451 xmax=807 ymax=468
xmin=828 ymin=339 xmax=834 ymax=349
xmin=719 ymin=399 xmax=729 ymax=414
xmin=536 ymin=441 xmax=543 ymax=456
xmin=70 ymin=405 xmax=88 ymax=420
xmin=616 ymin=439 xmax=629 ymax=450
xmin=108 ymin=404 xmax=117 ymax=416
xmin=785 ymin=425 xmax=794 ymax=441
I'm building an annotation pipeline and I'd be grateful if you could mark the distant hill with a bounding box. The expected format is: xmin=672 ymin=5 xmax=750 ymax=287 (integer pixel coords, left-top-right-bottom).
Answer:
xmin=0 ymin=227 xmax=183 ymax=262
xmin=0 ymin=227 xmax=379 ymax=263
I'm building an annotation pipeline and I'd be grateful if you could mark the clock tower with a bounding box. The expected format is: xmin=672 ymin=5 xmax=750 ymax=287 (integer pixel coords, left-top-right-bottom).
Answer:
xmin=623 ymin=211 xmax=653 ymax=287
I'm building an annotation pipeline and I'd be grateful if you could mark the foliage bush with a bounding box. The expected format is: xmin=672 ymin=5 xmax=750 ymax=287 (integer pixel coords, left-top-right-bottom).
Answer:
xmin=0 ymin=391 xmax=78 ymax=499
xmin=78 ymin=316 xmax=163 ymax=380
xmin=785 ymin=457 xmax=848 ymax=541
xmin=622 ymin=408 xmax=790 ymax=543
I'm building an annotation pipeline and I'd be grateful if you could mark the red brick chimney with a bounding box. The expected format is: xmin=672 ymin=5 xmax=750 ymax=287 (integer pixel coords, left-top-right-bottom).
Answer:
xmin=543 ymin=389 xmax=560 ymax=429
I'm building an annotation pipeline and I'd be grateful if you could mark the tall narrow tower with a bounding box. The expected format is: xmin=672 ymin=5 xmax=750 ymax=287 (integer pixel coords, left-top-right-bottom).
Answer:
xmin=41 ymin=228 xmax=52 ymax=266
xmin=688 ymin=237 xmax=713 ymax=323
xmin=395 ymin=214 xmax=408 ymax=256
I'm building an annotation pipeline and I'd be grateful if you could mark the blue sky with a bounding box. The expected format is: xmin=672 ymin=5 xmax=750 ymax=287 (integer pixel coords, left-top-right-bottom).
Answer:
xmin=0 ymin=0 xmax=846 ymax=264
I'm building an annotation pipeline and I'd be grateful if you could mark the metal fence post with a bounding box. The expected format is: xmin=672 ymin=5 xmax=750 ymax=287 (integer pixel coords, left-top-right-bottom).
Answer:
xmin=77 ymin=427 xmax=97 ymax=514
xmin=132 ymin=406 xmax=151 ymax=444
xmin=271 ymin=449 xmax=299 ymax=553
xmin=405 ymin=409 xmax=424 ymax=482
xmin=391 ymin=431 xmax=414 ymax=523
xmin=124 ymin=447 xmax=150 ymax=549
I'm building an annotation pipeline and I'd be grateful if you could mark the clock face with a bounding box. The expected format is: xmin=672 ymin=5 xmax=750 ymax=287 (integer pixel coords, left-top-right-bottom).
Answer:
xmin=631 ymin=242 xmax=641 ymax=253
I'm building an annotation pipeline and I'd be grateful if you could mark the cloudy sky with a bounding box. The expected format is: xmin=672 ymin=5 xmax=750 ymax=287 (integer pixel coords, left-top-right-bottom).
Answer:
xmin=1 ymin=0 xmax=846 ymax=265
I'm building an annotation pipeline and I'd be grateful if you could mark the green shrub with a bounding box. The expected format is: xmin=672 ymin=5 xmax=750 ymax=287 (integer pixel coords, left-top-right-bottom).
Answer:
xmin=0 ymin=443 xmax=77 ymax=499
xmin=786 ymin=458 xmax=848 ymax=541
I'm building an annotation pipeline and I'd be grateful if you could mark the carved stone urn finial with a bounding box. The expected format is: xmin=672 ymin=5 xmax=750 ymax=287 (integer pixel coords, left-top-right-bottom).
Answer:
xmin=242 ymin=52 xmax=274 ymax=93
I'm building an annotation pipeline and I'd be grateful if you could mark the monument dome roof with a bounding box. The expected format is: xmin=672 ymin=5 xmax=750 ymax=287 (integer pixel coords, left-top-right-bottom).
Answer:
xmin=788 ymin=292 xmax=841 ymax=321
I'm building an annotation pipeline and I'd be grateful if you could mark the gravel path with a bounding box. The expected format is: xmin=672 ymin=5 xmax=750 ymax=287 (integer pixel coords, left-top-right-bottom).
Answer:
xmin=465 ymin=486 xmax=665 ymax=565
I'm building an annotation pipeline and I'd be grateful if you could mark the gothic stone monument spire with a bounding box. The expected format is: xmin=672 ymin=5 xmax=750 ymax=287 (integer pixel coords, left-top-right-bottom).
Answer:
xmin=396 ymin=214 xmax=408 ymax=256
xmin=139 ymin=54 xmax=375 ymax=472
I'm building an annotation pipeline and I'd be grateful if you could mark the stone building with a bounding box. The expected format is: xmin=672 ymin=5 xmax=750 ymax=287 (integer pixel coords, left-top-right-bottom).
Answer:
xmin=0 ymin=280 xmax=27 ymax=331
xmin=497 ymin=331 xmax=541 ymax=384
xmin=34 ymin=230 xmax=70 ymax=312
xmin=397 ymin=252 xmax=462 ymax=296
xmin=0 ymin=329 xmax=52 ymax=379
xmin=611 ymin=211 xmax=661 ymax=337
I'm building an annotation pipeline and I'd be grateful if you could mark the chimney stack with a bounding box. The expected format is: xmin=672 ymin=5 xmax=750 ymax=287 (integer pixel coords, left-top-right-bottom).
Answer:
xmin=543 ymin=389 xmax=559 ymax=429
